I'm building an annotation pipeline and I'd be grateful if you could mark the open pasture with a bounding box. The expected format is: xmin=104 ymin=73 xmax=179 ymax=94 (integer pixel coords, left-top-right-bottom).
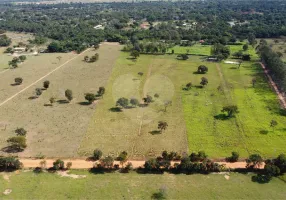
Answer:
xmin=0 ymin=171 xmax=285 ymax=199
xmin=168 ymin=43 xmax=258 ymax=59
xmin=0 ymin=43 xmax=121 ymax=157
xmin=79 ymin=46 xmax=286 ymax=159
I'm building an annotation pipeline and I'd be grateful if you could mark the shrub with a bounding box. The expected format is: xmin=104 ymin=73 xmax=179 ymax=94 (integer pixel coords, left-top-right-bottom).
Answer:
xmin=93 ymin=149 xmax=103 ymax=160
xmin=14 ymin=77 xmax=23 ymax=85
xmin=0 ymin=157 xmax=22 ymax=171
xmin=65 ymin=89 xmax=73 ymax=102
xmin=43 ymin=80 xmax=50 ymax=89
xmin=15 ymin=128 xmax=27 ymax=136
xmin=7 ymin=136 xmax=27 ymax=151
xmin=53 ymin=159 xmax=65 ymax=170
xmin=226 ymin=152 xmax=239 ymax=162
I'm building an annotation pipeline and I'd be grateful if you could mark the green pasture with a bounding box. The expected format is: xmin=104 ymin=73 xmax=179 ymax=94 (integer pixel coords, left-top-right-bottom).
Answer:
xmin=0 ymin=171 xmax=285 ymax=199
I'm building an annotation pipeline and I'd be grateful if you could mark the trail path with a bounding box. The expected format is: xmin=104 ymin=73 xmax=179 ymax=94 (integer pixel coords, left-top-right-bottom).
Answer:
xmin=0 ymin=48 xmax=90 ymax=108
xmin=259 ymin=62 xmax=286 ymax=109
xmin=19 ymin=159 xmax=264 ymax=169
xmin=0 ymin=69 xmax=9 ymax=75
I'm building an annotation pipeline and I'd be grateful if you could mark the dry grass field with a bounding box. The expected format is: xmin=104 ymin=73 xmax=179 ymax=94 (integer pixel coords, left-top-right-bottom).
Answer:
xmin=78 ymin=53 xmax=189 ymax=159
xmin=0 ymin=43 xmax=121 ymax=157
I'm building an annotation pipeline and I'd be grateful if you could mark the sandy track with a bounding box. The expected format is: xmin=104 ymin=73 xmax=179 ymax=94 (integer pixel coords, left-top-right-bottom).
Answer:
xmin=19 ymin=159 xmax=264 ymax=169
xmin=259 ymin=62 xmax=286 ymax=108
xmin=0 ymin=69 xmax=9 ymax=75
xmin=0 ymin=48 xmax=90 ymax=108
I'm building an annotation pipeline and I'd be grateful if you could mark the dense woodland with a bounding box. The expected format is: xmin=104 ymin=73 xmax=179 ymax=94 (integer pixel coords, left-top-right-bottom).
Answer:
xmin=0 ymin=1 xmax=285 ymax=52
xmin=0 ymin=1 xmax=285 ymax=90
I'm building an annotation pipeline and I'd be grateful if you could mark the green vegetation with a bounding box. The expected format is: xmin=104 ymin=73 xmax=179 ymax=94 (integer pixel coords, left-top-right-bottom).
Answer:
xmin=0 ymin=171 xmax=285 ymax=199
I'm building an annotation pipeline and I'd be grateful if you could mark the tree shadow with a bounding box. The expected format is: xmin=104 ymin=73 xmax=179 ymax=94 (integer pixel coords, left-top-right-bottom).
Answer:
xmin=229 ymin=67 xmax=238 ymax=70
xmin=10 ymin=83 xmax=20 ymax=86
xmin=251 ymin=174 xmax=271 ymax=184
xmin=194 ymin=85 xmax=203 ymax=89
xmin=193 ymin=71 xmax=200 ymax=74
xmin=149 ymin=130 xmax=161 ymax=135
xmin=1 ymin=145 xmax=24 ymax=153
xmin=109 ymin=107 xmax=122 ymax=112
xmin=260 ymin=130 xmax=269 ymax=135
xmin=28 ymin=96 xmax=38 ymax=100
xmin=278 ymin=109 xmax=286 ymax=116
xmin=78 ymin=102 xmax=91 ymax=106
xmin=214 ymin=114 xmax=229 ymax=120
xmin=44 ymin=104 xmax=53 ymax=107
xmin=57 ymin=99 xmax=69 ymax=104
xmin=139 ymin=104 xmax=148 ymax=108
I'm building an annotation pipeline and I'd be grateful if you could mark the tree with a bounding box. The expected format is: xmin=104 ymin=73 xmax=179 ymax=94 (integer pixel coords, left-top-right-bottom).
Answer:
xmin=154 ymin=93 xmax=159 ymax=98
xmin=158 ymin=121 xmax=168 ymax=133
xmin=35 ymin=88 xmax=42 ymax=97
xmin=185 ymin=82 xmax=192 ymax=90
xmin=200 ymin=77 xmax=208 ymax=87
xmin=14 ymin=77 xmax=23 ymax=85
xmin=232 ymin=51 xmax=243 ymax=59
xmin=251 ymin=78 xmax=257 ymax=87
xmin=197 ymin=65 xmax=208 ymax=74
xmin=270 ymin=120 xmax=278 ymax=131
xmin=0 ymin=157 xmax=22 ymax=170
xmin=90 ymin=53 xmax=99 ymax=62
xmin=264 ymin=164 xmax=280 ymax=177
xmin=164 ymin=100 xmax=172 ymax=112
xmin=242 ymin=54 xmax=251 ymax=61
xmin=100 ymin=156 xmax=114 ymax=169
xmin=84 ymin=55 xmax=89 ymax=62
xmin=246 ymin=154 xmax=263 ymax=168
xmin=49 ymin=97 xmax=56 ymax=105
xmin=130 ymin=50 xmax=140 ymax=59
xmin=117 ymin=151 xmax=128 ymax=167
xmin=144 ymin=158 xmax=160 ymax=171
xmin=43 ymin=80 xmax=50 ymax=89
xmin=85 ymin=93 xmax=96 ymax=104
xmin=7 ymin=136 xmax=27 ymax=151
xmin=93 ymin=149 xmax=103 ymax=160
xmin=221 ymin=105 xmax=238 ymax=117
xmin=143 ymin=95 xmax=153 ymax=105
xmin=65 ymin=89 xmax=73 ymax=102
xmin=138 ymin=72 xmax=144 ymax=77
xmin=66 ymin=162 xmax=72 ymax=170
xmin=226 ymin=152 xmax=239 ymax=162
xmin=97 ymin=87 xmax=105 ymax=98
xmin=53 ymin=159 xmax=64 ymax=170
xmin=19 ymin=55 xmax=26 ymax=62
xmin=243 ymin=44 xmax=248 ymax=51
xmin=15 ymin=128 xmax=27 ymax=136
xmin=130 ymin=98 xmax=139 ymax=107
xmin=116 ymin=97 xmax=129 ymax=109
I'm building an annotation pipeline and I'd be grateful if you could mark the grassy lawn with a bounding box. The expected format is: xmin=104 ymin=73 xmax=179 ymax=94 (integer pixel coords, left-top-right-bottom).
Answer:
xmin=0 ymin=171 xmax=285 ymax=199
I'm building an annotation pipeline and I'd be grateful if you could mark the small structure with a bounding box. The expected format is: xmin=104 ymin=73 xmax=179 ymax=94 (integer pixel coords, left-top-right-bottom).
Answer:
xmin=93 ymin=25 xmax=104 ymax=30
xmin=13 ymin=47 xmax=26 ymax=53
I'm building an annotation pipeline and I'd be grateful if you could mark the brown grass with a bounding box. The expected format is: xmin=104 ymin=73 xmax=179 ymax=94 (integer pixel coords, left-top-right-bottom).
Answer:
xmin=0 ymin=43 xmax=121 ymax=157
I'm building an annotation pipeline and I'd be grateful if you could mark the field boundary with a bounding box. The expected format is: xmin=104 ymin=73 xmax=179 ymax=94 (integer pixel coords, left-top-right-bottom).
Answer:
xmin=19 ymin=158 xmax=264 ymax=169
xmin=259 ymin=62 xmax=286 ymax=109
xmin=0 ymin=48 xmax=90 ymax=108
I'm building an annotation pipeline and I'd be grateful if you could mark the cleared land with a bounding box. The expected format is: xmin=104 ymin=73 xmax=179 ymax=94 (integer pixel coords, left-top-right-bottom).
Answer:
xmin=80 ymin=43 xmax=286 ymax=159
xmin=79 ymin=53 xmax=189 ymax=159
xmin=262 ymin=38 xmax=286 ymax=61
xmin=167 ymin=43 xmax=258 ymax=59
xmin=0 ymin=43 xmax=121 ymax=157
xmin=0 ymin=171 xmax=285 ymax=199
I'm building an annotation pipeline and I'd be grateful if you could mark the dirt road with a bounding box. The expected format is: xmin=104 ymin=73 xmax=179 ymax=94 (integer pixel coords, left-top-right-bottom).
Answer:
xmin=19 ymin=159 xmax=264 ymax=169
xmin=0 ymin=48 xmax=90 ymax=108
xmin=259 ymin=62 xmax=286 ymax=108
